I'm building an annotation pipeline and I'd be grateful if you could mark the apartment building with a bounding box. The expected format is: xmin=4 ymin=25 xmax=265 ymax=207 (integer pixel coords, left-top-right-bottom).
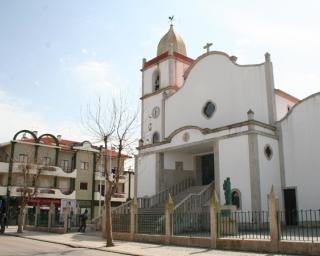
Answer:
xmin=0 ymin=130 xmax=133 ymax=222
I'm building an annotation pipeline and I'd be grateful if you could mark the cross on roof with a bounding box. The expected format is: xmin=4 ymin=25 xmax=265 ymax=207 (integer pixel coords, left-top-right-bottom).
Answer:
xmin=203 ymin=42 xmax=213 ymax=53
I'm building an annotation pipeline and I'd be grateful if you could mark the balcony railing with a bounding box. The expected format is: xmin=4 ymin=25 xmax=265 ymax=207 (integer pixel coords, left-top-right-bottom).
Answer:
xmin=12 ymin=163 xmax=77 ymax=178
xmin=10 ymin=186 xmax=76 ymax=199
xmin=94 ymin=191 xmax=126 ymax=202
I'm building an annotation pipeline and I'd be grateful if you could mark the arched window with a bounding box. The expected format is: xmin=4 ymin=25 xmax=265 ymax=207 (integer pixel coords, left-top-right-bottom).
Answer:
xmin=152 ymin=69 xmax=160 ymax=92
xmin=152 ymin=132 xmax=160 ymax=144
xmin=231 ymin=189 xmax=241 ymax=209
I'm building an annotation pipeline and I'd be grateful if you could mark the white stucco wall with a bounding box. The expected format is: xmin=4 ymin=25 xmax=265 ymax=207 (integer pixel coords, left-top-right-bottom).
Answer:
xmin=275 ymin=94 xmax=296 ymax=121
xmin=257 ymin=136 xmax=282 ymax=211
xmin=219 ymin=135 xmax=252 ymax=211
xmin=137 ymin=153 xmax=157 ymax=197
xmin=142 ymin=94 xmax=163 ymax=143
xmin=280 ymin=93 xmax=320 ymax=210
xmin=175 ymin=61 xmax=190 ymax=88
xmin=143 ymin=60 xmax=170 ymax=95
xmin=165 ymin=53 xmax=269 ymax=137
xmin=163 ymin=152 xmax=193 ymax=170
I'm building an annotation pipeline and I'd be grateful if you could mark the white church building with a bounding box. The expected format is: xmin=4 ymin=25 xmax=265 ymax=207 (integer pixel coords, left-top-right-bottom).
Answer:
xmin=135 ymin=24 xmax=320 ymax=214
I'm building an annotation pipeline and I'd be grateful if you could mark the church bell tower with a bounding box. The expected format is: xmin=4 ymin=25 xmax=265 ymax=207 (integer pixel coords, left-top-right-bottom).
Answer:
xmin=139 ymin=23 xmax=193 ymax=146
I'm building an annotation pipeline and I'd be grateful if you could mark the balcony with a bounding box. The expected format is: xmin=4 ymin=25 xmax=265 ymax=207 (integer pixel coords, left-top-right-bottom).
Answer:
xmin=94 ymin=172 xmax=126 ymax=183
xmin=12 ymin=163 xmax=77 ymax=178
xmin=10 ymin=186 xmax=76 ymax=200
xmin=0 ymin=186 xmax=6 ymax=196
xmin=94 ymin=191 xmax=127 ymax=203
xmin=0 ymin=162 xmax=9 ymax=173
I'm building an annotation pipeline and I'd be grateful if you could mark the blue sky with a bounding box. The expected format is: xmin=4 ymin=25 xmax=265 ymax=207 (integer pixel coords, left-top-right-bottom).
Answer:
xmin=0 ymin=0 xmax=319 ymax=142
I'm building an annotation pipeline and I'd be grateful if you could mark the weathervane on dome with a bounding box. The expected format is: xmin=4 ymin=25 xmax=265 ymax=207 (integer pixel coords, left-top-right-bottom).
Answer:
xmin=168 ymin=15 xmax=175 ymax=25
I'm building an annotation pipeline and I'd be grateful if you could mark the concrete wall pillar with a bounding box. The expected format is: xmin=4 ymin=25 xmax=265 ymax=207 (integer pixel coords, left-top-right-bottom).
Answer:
xmin=102 ymin=206 xmax=106 ymax=237
xmin=268 ymin=186 xmax=280 ymax=251
xmin=210 ymin=192 xmax=219 ymax=248
xmin=130 ymin=198 xmax=137 ymax=240
xmin=247 ymin=110 xmax=262 ymax=212
xmin=165 ymin=194 xmax=174 ymax=245
xmin=48 ymin=202 xmax=55 ymax=231
xmin=35 ymin=204 xmax=40 ymax=229
xmin=63 ymin=206 xmax=70 ymax=233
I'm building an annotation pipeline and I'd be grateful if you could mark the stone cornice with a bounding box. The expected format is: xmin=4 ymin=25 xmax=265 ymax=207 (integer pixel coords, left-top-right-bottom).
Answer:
xmin=142 ymin=51 xmax=193 ymax=71
xmin=140 ymin=85 xmax=179 ymax=100
xmin=137 ymin=119 xmax=276 ymax=150
xmin=183 ymin=51 xmax=265 ymax=81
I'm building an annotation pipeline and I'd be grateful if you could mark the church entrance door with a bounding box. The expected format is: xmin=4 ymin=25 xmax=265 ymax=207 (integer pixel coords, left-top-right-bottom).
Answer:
xmin=201 ymin=154 xmax=214 ymax=185
xmin=284 ymin=188 xmax=297 ymax=225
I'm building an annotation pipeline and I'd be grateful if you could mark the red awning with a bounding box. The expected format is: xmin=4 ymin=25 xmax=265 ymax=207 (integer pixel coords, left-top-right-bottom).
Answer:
xmin=28 ymin=198 xmax=61 ymax=206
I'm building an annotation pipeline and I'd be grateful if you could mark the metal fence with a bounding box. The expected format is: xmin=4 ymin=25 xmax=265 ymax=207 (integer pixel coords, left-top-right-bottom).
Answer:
xmin=173 ymin=211 xmax=210 ymax=237
xmin=51 ymin=213 xmax=64 ymax=227
xmin=135 ymin=213 xmax=165 ymax=235
xmin=219 ymin=211 xmax=270 ymax=239
xmin=112 ymin=213 xmax=130 ymax=233
xmin=69 ymin=214 xmax=80 ymax=229
xmin=37 ymin=211 xmax=49 ymax=227
xmin=25 ymin=213 xmax=36 ymax=226
xmin=279 ymin=209 xmax=320 ymax=242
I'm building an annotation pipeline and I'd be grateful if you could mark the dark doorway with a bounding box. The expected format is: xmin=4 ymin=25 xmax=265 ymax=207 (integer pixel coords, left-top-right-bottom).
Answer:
xmin=201 ymin=154 xmax=214 ymax=185
xmin=284 ymin=188 xmax=298 ymax=225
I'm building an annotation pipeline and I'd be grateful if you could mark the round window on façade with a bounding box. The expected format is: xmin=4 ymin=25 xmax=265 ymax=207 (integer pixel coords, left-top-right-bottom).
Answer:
xmin=202 ymin=101 xmax=216 ymax=119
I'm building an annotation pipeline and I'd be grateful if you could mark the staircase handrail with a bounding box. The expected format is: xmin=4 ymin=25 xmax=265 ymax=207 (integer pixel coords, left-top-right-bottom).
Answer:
xmin=112 ymin=200 xmax=131 ymax=214
xmin=91 ymin=199 xmax=132 ymax=225
xmin=173 ymin=182 xmax=214 ymax=214
xmin=137 ymin=177 xmax=194 ymax=209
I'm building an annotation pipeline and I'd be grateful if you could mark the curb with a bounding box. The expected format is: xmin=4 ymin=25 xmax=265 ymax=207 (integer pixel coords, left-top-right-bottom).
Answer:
xmin=3 ymin=232 xmax=143 ymax=256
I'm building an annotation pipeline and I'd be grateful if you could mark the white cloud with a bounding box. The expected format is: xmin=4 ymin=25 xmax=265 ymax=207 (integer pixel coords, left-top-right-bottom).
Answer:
xmin=72 ymin=60 xmax=123 ymax=97
xmin=0 ymin=88 xmax=47 ymax=141
xmin=81 ymin=48 xmax=89 ymax=55
xmin=0 ymin=88 xmax=89 ymax=142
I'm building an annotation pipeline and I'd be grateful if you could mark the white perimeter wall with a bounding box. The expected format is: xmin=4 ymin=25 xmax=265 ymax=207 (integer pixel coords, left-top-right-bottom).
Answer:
xmin=257 ymin=136 xmax=282 ymax=211
xmin=219 ymin=135 xmax=252 ymax=211
xmin=165 ymin=54 xmax=269 ymax=136
xmin=137 ymin=153 xmax=157 ymax=197
xmin=163 ymin=152 xmax=193 ymax=170
xmin=280 ymin=93 xmax=320 ymax=210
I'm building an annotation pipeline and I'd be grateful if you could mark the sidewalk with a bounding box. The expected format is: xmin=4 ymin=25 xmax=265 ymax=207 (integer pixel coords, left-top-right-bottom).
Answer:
xmin=4 ymin=226 xmax=291 ymax=256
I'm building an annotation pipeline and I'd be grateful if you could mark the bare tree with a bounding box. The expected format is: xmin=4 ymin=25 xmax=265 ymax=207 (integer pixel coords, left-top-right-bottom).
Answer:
xmin=17 ymin=164 xmax=42 ymax=233
xmin=82 ymin=95 xmax=138 ymax=247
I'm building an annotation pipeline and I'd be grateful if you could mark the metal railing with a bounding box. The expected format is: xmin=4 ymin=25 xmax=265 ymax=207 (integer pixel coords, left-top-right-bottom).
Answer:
xmin=136 ymin=213 xmax=165 ymax=235
xmin=37 ymin=211 xmax=49 ymax=227
xmin=25 ymin=213 xmax=35 ymax=226
xmin=173 ymin=210 xmax=210 ymax=237
xmin=69 ymin=214 xmax=80 ymax=229
xmin=279 ymin=209 xmax=320 ymax=242
xmin=218 ymin=211 xmax=270 ymax=239
xmin=51 ymin=213 xmax=64 ymax=227
xmin=173 ymin=182 xmax=214 ymax=217
xmin=112 ymin=213 xmax=130 ymax=233
xmin=112 ymin=200 xmax=131 ymax=215
xmin=137 ymin=177 xmax=195 ymax=209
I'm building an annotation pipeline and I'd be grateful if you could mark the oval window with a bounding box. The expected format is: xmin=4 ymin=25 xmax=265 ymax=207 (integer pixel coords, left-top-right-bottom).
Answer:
xmin=264 ymin=145 xmax=273 ymax=160
xmin=203 ymin=101 xmax=216 ymax=118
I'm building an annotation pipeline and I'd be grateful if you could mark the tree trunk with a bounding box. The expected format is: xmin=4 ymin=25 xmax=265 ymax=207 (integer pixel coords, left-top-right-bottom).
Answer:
xmin=105 ymin=186 xmax=114 ymax=247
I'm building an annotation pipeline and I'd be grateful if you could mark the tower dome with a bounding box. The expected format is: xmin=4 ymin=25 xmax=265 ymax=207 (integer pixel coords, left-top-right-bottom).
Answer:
xmin=157 ymin=25 xmax=187 ymax=56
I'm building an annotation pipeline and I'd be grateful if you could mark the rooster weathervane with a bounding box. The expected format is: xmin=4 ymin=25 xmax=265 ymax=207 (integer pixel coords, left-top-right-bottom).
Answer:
xmin=168 ymin=15 xmax=175 ymax=25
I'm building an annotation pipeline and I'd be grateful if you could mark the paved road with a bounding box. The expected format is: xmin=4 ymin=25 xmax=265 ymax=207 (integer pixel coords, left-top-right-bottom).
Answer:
xmin=0 ymin=236 xmax=123 ymax=256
